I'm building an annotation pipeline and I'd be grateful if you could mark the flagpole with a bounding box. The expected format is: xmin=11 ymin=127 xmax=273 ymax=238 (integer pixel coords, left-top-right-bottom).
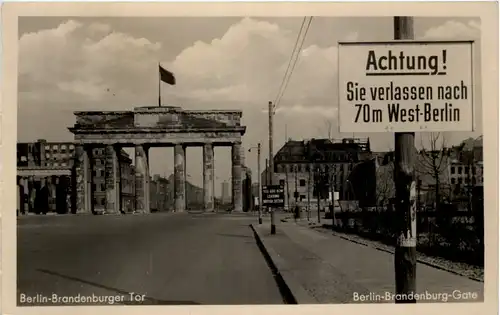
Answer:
xmin=158 ymin=62 xmax=161 ymax=107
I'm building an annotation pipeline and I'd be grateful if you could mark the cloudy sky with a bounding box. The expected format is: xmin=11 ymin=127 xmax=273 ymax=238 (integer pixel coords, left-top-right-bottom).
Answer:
xmin=17 ymin=16 xmax=482 ymax=193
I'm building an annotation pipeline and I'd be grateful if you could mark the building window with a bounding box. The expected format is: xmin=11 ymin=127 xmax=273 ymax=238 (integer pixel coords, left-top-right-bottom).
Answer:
xmin=472 ymin=178 xmax=476 ymax=185
xmin=279 ymin=179 xmax=285 ymax=187
xmin=61 ymin=145 xmax=67 ymax=150
xmin=101 ymin=199 xmax=106 ymax=206
xmin=69 ymin=144 xmax=75 ymax=150
xmin=45 ymin=145 xmax=50 ymax=151
xmin=451 ymin=166 xmax=455 ymax=174
xmin=52 ymin=145 xmax=58 ymax=150
xmin=464 ymin=166 xmax=469 ymax=174
xmin=451 ymin=178 xmax=456 ymax=184
xmin=305 ymin=165 xmax=309 ymax=172
xmin=300 ymin=179 xmax=306 ymax=187
xmin=458 ymin=178 xmax=463 ymax=184
xmin=100 ymin=183 xmax=106 ymax=191
xmin=300 ymin=195 xmax=306 ymax=200
xmin=458 ymin=166 xmax=462 ymax=174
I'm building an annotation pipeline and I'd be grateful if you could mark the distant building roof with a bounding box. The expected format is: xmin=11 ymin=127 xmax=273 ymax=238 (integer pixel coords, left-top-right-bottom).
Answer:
xmin=273 ymin=138 xmax=370 ymax=164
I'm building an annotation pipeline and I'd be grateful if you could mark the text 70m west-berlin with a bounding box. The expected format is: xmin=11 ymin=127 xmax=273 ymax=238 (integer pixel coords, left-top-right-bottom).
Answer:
xmin=338 ymin=41 xmax=474 ymax=132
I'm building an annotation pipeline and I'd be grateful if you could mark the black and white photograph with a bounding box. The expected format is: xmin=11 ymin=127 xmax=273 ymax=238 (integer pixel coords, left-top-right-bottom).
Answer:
xmin=1 ymin=2 xmax=498 ymax=314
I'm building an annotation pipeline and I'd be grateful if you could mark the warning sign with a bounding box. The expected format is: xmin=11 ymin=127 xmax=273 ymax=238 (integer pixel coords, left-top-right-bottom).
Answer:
xmin=338 ymin=41 xmax=474 ymax=132
xmin=262 ymin=185 xmax=285 ymax=207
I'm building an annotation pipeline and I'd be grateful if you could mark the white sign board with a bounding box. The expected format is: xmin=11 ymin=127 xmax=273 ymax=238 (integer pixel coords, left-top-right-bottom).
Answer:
xmin=338 ymin=41 xmax=474 ymax=132
xmin=328 ymin=192 xmax=340 ymax=201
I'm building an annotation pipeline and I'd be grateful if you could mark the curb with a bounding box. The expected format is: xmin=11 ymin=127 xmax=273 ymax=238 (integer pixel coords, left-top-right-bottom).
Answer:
xmin=250 ymin=224 xmax=317 ymax=304
xmin=301 ymin=223 xmax=484 ymax=283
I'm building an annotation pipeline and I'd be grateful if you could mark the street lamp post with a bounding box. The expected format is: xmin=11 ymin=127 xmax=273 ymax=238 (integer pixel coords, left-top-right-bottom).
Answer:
xmin=249 ymin=143 xmax=263 ymax=224
xmin=316 ymin=166 xmax=321 ymax=224
xmin=294 ymin=165 xmax=299 ymax=205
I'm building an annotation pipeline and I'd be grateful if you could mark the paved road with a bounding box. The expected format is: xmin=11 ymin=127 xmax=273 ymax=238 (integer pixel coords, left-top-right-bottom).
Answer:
xmin=17 ymin=212 xmax=285 ymax=306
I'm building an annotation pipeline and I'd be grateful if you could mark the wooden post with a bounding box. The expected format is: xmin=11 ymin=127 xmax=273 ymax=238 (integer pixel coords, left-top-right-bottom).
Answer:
xmin=307 ymin=163 xmax=311 ymax=221
xmin=393 ymin=16 xmax=417 ymax=304
xmin=316 ymin=166 xmax=321 ymax=224
xmin=330 ymin=172 xmax=336 ymax=228
xmin=257 ymin=143 xmax=263 ymax=224
xmin=269 ymin=101 xmax=276 ymax=234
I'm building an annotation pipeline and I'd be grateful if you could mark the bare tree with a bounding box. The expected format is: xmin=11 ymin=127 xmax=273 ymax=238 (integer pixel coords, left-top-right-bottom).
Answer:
xmin=418 ymin=133 xmax=449 ymax=210
xmin=376 ymin=162 xmax=394 ymax=210
xmin=454 ymin=138 xmax=478 ymax=212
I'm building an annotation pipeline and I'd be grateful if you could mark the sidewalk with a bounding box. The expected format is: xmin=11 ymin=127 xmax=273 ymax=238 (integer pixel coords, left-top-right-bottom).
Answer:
xmin=252 ymin=217 xmax=484 ymax=304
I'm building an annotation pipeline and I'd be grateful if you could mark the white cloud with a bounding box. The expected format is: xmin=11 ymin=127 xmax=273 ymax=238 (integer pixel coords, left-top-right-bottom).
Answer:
xmin=88 ymin=22 xmax=112 ymax=34
xmin=421 ymin=20 xmax=481 ymax=40
xmin=274 ymin=104 xmax=337 ymax=118
xmin=19 ymin=19 xmax=163 ymax=108
xmin=57 ymin=80 xmax=108 ymax=101
xmin=168 ymin=18 xmax=339 ymax=111
xmin=344 ymin=31 xmax=359 ymax=41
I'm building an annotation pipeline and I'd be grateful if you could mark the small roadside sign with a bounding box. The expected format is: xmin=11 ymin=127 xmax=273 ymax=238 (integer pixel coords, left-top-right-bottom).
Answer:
xmin=262 ymin=185 xmax=285 ymax=207
xmin=338 ymin=40 xmax=474 ymax=133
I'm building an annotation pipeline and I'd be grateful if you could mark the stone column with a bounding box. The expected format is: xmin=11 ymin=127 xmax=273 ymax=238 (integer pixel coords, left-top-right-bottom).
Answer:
xmin=135 ymin=144 xmax=150 ymax=213
xmin=232 ymin=142 xmax=243 ymax=212
xmin=20 ymin=177 xmax=28 ymax=214
xmin=49 ymin=176 xmax=57 ymax=212
xmin=27 ymin=176 xmax=34 ymax=213
xmin=86 ymin=147 xmax=94 ymax=214
xmin=114 ymin=146 xmax=122 ymax=213
xmin=76 ymin=145 xmax=93 ymax=213
xmin=203 ymin=143 xmax=215 ymax=212
xmin=174 ymin=144 xmax=186 ymax=212
xmin=104 ymin=144 xmax=120 ymax=213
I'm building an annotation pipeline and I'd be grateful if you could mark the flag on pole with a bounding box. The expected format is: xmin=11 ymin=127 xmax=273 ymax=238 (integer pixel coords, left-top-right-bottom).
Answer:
xmin=159 ymin=65 xmax=176 ymax=85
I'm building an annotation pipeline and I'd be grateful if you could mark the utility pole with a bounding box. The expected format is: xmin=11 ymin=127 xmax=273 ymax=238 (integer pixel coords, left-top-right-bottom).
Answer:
xmin=393 ymin=16 xmax=417 ymax=304
xmin=268 ymin=101 xmax=276 ymax=235
xmin=265 ymin=158 xmax=269 ymax=185
xmin=294 ymin=165 xmax=298 ymax=206
xmin=330 ymin=171 xmax=336 ymax=228
xmin=307 ymin=165 xmax=311 ymax=221
xmin=285 ymin=164 xmax=290 ymax=211
xmin=316 ymin=166 xmax=321 ymax=224
xmin=257 ymin=143 xmax=262 ymax=224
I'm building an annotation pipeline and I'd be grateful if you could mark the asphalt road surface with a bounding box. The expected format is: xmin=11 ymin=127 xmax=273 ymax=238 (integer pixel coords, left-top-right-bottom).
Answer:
xmin=17 ymin=212 xmax=285 ymax=306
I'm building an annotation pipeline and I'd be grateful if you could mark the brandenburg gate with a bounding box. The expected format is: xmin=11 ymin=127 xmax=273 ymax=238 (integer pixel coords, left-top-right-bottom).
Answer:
xmin=68 ymin=106 xmax=247 ymax=214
